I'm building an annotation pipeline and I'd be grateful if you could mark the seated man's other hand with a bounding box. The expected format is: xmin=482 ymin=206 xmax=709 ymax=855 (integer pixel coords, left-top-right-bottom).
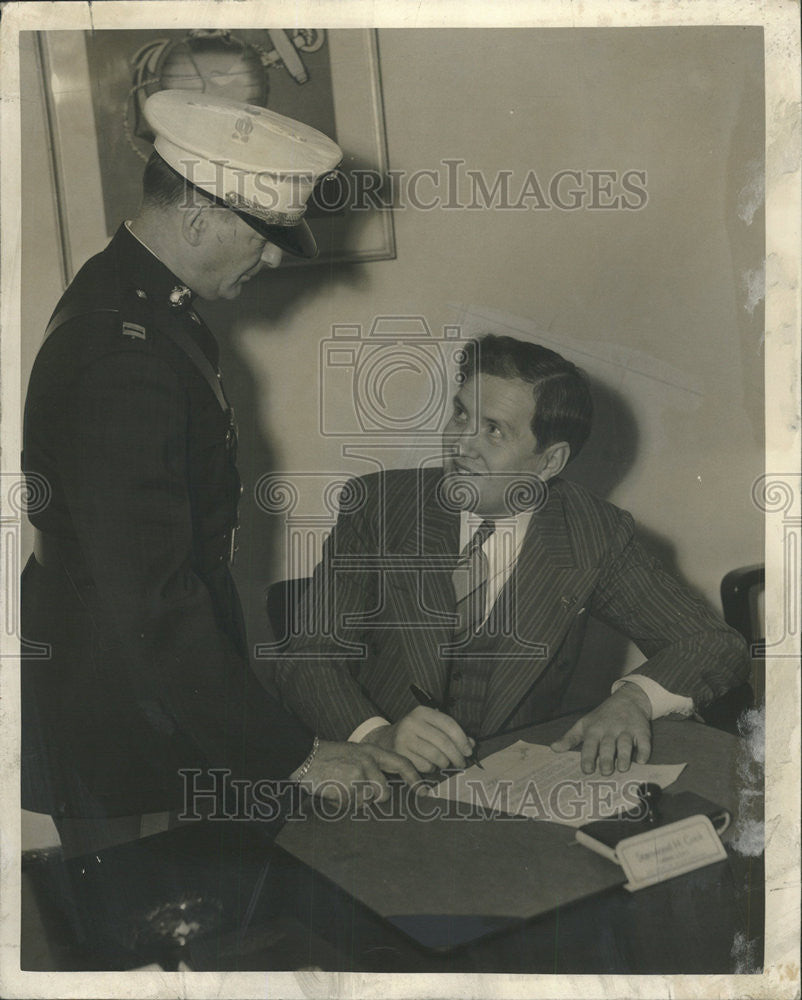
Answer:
xmin=550 ymin=683 xmax=652 ymax=775
xmin=362 ymin=706 xmax=474 ymax=772
xmin=300 ymin=740 xmax=419 ymax=806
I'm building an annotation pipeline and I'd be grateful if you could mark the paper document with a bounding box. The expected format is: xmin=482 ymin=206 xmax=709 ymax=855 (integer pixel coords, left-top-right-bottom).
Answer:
xmin=430 ymin=740 xmax=686 ymax=827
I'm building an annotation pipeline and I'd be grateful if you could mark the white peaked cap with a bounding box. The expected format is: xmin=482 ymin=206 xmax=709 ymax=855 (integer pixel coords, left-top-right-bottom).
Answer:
xmin=143 ymin=90 xmax=343 ymax=258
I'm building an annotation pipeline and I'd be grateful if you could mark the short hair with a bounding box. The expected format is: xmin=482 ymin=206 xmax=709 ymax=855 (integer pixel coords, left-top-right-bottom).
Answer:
xmin=458 ymin=334 xmax=593 ymax=459
xmin=141 ymin=151 xmax=194 ymax=209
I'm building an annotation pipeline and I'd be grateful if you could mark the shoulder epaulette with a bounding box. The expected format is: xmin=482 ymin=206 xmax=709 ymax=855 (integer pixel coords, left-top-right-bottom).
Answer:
xmin=44 ymin=284 xmax=154 ymax=346
xmin=118 ymin=286 xmax=153 ymax=342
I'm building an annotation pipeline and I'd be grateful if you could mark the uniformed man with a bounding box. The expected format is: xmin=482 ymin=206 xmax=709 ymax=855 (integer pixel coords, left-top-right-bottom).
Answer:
xmin=21 ymin=91 xmax=416 ymax=861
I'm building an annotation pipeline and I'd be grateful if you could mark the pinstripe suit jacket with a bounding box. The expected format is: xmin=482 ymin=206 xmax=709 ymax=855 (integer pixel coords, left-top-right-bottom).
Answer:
xmin=272 ymin=468 xmax=749 ymax=741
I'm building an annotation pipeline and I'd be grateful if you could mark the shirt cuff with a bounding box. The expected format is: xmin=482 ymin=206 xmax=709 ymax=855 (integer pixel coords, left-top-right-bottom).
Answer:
xmin=611 ymin=675 xmax=695 ymax=719
xmin=349 ymin=716 xmax=390 ymax=743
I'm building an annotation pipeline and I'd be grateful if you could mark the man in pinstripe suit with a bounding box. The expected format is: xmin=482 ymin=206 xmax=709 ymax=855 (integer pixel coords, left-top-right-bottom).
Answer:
xmin=273 ymin=335 xmax=749 ymax=776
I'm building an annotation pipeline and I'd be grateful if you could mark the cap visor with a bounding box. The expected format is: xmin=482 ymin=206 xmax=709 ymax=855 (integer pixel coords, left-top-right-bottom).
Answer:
xmin=236 ymin=213 xmax=318 ymax=259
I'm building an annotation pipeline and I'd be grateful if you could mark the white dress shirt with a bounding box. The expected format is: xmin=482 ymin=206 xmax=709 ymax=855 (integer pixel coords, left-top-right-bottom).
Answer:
xmin=350 ymin=508 xmax=692 ymax=742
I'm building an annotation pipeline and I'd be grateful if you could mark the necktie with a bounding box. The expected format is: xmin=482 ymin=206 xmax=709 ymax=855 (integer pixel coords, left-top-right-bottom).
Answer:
xmin=452 ymin=520 xmax=496 ymax=641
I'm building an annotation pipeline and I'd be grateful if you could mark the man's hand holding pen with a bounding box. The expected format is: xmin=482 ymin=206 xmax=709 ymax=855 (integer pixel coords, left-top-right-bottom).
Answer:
xmin=361 ymin=705 xmax=477 ymax=773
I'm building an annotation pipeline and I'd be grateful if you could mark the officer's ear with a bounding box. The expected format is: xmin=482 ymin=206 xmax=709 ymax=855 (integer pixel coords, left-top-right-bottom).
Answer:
xmin=180 ymin=204 xmax=210 ymax=248
xmin=535 ymin=441 xmax=570 ymax=482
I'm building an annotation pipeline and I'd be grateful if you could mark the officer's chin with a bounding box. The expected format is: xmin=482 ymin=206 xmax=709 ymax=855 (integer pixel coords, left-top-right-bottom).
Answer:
xmin=219 ymin=281 xmax=247 ymax=300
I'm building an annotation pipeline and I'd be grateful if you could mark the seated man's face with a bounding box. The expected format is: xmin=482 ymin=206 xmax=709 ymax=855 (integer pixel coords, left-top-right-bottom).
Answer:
xmin=442 ymin=374 xmax=552 ymax=517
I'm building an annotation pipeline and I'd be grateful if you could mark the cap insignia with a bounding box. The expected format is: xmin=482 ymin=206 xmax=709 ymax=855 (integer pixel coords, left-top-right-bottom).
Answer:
xmin=233 ymin=117 xmax=254 ymax=143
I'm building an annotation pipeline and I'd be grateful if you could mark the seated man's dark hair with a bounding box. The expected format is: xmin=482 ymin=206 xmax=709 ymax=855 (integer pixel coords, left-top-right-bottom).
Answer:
xmin=459 ymin=333 xmax=593 ymax=460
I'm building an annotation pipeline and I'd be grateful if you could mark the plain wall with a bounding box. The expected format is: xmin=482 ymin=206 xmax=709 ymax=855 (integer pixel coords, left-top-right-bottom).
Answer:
xmin=20 ymin=26 xmax=765 ymax=656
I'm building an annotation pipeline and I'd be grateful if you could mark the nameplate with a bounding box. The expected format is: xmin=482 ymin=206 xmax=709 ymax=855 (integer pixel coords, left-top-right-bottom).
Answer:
xmin=617 ymin=815 xmax=728 ymax=891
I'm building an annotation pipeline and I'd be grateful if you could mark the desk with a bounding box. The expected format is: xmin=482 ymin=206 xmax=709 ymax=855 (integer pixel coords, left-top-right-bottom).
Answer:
xmin=275 ymin=716 xmax=764 ymax=973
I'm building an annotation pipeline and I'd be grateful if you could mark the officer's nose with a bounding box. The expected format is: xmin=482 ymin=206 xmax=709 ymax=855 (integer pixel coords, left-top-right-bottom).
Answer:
xmin=260 ymin=243 xmax=283 ymax=269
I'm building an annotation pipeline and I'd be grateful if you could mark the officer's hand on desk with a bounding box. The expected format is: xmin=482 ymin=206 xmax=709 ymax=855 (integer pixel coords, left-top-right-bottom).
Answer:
xmin=298 ymin=741 xmax=419 ymax=805
xmin=361 ymin=706 xmax=475 ymax=773
xmin=550 ymin=683 xmax=652 ymax=776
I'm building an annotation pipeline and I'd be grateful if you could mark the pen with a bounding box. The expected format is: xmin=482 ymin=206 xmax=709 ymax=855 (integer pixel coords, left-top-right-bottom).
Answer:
xmin=409 ymin=683 xmax=485 ymax=770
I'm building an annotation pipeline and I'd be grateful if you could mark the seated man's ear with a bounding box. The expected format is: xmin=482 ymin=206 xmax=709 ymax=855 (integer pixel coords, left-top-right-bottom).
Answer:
xmin=537 ymin=441 xmax=571 ymax=481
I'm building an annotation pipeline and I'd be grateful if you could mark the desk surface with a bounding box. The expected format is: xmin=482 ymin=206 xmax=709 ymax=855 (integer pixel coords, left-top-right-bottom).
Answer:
xmin=275 ymin=716 xmax=764 ymax=968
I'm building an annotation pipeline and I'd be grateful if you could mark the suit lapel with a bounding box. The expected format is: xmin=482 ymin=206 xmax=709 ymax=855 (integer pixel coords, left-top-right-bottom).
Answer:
xmin=382 ymin=472 xmax=600 ymax=728
xmin=385 ymin=470 xmax=460 ymax=702
xmin=481 ymin=481 xmax=600 ymax=734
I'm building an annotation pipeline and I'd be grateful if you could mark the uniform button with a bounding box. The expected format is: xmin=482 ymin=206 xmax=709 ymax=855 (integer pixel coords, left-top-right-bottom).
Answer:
xmin=239 ymin=485 xmax=244 ymax=496
xmin=451 ymin=671 xmax=462 ymax=682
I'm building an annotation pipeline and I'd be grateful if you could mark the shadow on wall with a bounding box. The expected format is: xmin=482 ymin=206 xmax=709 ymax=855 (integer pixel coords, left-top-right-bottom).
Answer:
xmin=564 ymin=376 xmax=639 ymax=502
xmin=557 ymin=377 xmax=639 ymax=696
xmin=197 ymin=260 xmax=367 ymax=650
xmin=569 ymin=375 xmax=720 ymax=608
xmin=559 ymin=375 xmax=726 ymax=695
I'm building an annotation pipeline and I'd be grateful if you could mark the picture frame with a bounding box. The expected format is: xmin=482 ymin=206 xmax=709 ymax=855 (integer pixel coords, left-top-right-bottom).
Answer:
xmin=35 ymin=27 xmax=396 ymax=283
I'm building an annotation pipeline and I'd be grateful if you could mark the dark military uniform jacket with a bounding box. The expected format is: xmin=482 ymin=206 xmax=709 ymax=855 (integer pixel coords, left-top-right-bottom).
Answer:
xmin=22 ymin=224 xmax=312 ymax=818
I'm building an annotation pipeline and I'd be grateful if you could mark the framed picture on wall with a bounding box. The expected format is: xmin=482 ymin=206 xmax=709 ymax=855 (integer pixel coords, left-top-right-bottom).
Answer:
xmin=35 ymin=27 xmax=396 ymax=283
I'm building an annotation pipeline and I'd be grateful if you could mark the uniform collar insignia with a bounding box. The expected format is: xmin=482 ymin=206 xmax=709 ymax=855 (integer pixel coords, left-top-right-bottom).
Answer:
xmin=117 ymin=226 xmax=196 ymax=312
xmin=169 ymin=285 xmax=193 ymax=309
